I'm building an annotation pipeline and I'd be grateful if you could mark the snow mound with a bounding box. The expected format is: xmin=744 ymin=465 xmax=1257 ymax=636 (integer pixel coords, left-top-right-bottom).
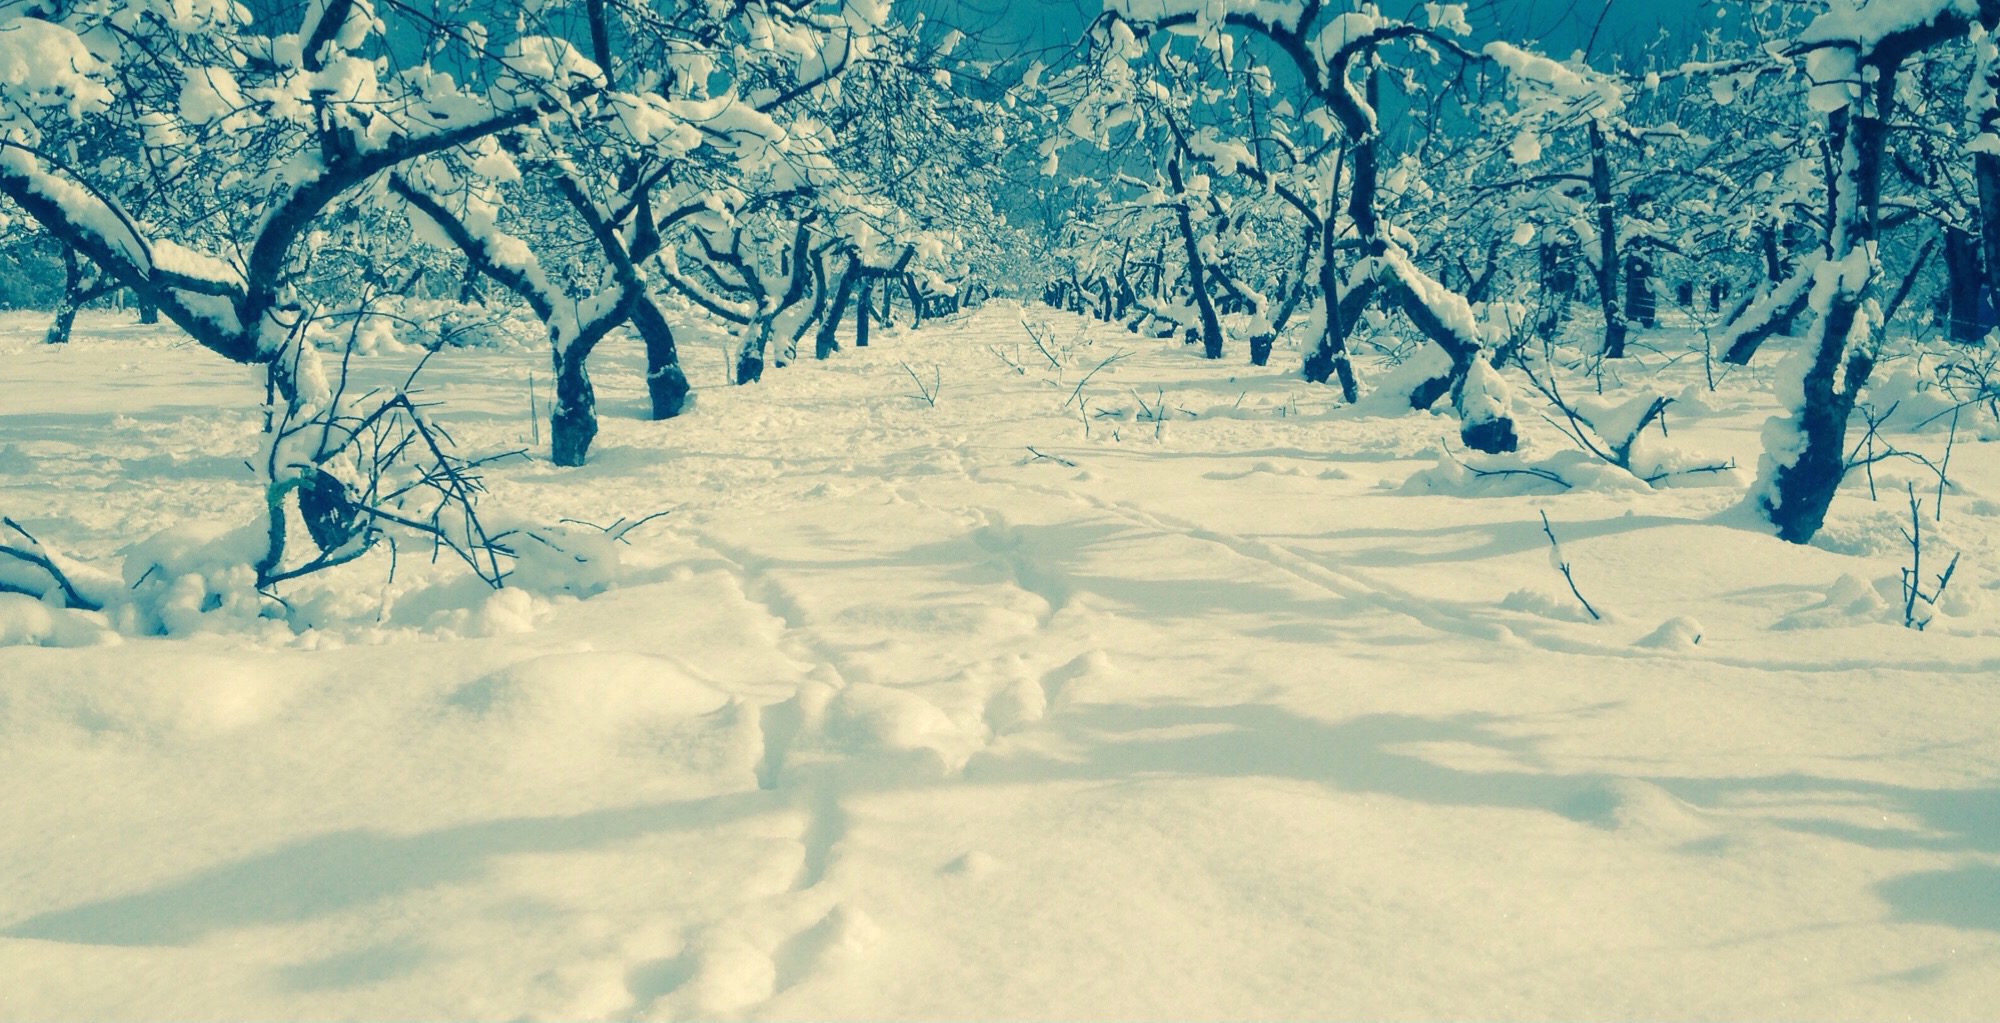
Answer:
xmin=1401 ymin=448 xmax=1651 ymax=496
xmin=1635 ymin=616 xmax=1704 ymax=649
xmin=0 ymin=593 xmax=119 ymax=647
xmin=447 ymin=651 xmax=728 ymax=728
xmin=1774 ymin=573 xmax=1887 ymax=630
xmin=824 ymin=682 xmax=973 ymax=772
xmin=1499 ymin=587 xmax=1597 ymax=623
xmin=503 ymin=524 xmax=624 ymax=598
xmin=474 ymin=587 xmax=539 ymax=636
xmin=117 ymin=520 xmax=274 ymax=636
xmin=1353 ymin=341 xmax=1455 ymax=415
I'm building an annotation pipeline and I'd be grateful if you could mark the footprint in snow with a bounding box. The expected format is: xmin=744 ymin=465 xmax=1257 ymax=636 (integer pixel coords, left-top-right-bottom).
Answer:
xmin=632 ymin=906 xmax=879 ymax=1017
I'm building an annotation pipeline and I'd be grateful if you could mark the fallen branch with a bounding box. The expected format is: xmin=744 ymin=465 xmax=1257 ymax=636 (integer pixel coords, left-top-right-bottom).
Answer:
xmin=1024 ymin=446 xmax=1078 ymax=468
xmin=1065 ymin=351 xmax=1132 ymax=409
xmin=1021 ymin=317 xmax=1065 ymax=369
xmin=901 ymin=361 xmax=941 ymax=407
xmin=0 ymin=517 xmax=102 ymax=611
xmin=558 ymin=509 xmax=675 ymax=544
xmin=1440 ymin=443 xmax=1573 ymax=490
xmin=1539 ymin=510 xmax=1600 ymax=621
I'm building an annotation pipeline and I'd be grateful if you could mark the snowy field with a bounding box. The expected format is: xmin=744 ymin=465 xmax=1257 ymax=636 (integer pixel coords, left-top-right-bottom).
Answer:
xmin=3 ymin=305 xmax=2000 ymax=1019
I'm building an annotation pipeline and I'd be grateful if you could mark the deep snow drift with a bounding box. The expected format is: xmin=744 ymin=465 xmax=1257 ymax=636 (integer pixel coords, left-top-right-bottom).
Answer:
xmin=3 ymin=305 xmax=1999 ymax=1019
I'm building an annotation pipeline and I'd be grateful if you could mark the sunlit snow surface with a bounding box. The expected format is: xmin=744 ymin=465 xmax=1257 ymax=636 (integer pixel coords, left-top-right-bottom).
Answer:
xmin=3 ymin=306 xmax=1999 ymax=1019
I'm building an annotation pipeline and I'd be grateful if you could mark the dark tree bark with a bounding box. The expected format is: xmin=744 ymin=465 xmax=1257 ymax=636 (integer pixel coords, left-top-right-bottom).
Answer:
xmin=1249 ymin=224 xmax=1315 ymax=367
xmin=1977 ymin=149 xmax=2000 ymax=317
xmin=550 ymin=346 xmax=599 ymax=468
xmin=1722 ymin=258 xmax=1815 ymax=365
xmin=817 ymin=261 xmax=858 ymax=359
xmin=902 ymin=273 xmax=925 ymax=329
xmin=1944 ymin=226 xmax=1984 ymax=343
xmin=1761 ymin=224 xmax=1799 ymax=336
xmin=44 ymin=248 xmax=83 ymax=346
xmin=1167 ymin=157 xmax=1226 ymax=359
xmin=1588 ymin=121 xmax=1628 ymax=359
xmin=1303 ymin=110 xmax=1379 ymax=395
xmin=1764 ymin=101 xmax=1888 ymax=542
xmin=457 ymin=264 xmax=483 ymax=305
xmin=855 ymin=276 xmax=873 ymax=348
xmin=1623 ymin=255 xmax=1656 ymax=329
xmin=632 ymin=297 xmax=690 ymax=419
xmin=1301 ymin=223 xmax=1366 ymax=400
xmin=739 ymin=226 xmax=819 ymax=384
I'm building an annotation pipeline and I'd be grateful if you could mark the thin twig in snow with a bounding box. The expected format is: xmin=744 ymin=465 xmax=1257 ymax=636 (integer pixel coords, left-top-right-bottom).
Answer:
xmin=1539 ymin=510 xmax=1600 ymax=621
xmin=1065 ymin=351 xmax=1131 ymax=409
xmin=1025 ymin=447 xmax=1078 ymax=468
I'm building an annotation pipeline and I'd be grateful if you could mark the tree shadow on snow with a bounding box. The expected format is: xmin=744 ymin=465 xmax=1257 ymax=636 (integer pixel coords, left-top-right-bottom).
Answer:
xmin=966 ymin=701 xmax=2000 ymax=933
xmin=1877 ymin=863 xmax=2000 ymax=933
xmin=964 ymin=703 xmax=1626 ymax=824
xmin=1300 ymin=512 xmax=1702 ymax=567
xmin=1 ymin=790 xmax=780 ymax=948
xmin=9 ymin=704 xmax=1998 ymax=955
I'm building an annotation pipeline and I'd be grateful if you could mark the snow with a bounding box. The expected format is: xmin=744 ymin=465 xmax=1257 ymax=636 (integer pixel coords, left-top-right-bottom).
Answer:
xmin=1424 ymin=3 xmax=1471 ymax=36
xmin=1455 ymin=355 xmax=1511 ymax=427
xmin=1484 ymin=41 xmax=1625 ymax=120
xmin=0 ymin=593 xmax=118 ymax=648
xmin=3 ymin=307 xmax=2000 ymax=1018
xmin=0 ymin=17 xmax=114 ymax=120
xmin=1508 ymin=126 xmax=1542 ymax=164
xmin=1798 ymin=0 xmax=1980 ymax=49
xmin=178 ymin=66 xmax=248 ymax=126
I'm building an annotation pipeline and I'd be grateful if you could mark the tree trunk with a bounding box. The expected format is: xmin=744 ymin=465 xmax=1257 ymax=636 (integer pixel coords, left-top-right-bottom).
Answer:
xmin=1382 ymin=273 xmax=1517 ymax=454
xmin=1762 ymin=100 xmax=1887 ymax=544
xmin=817 ymin=263 xmax=858 ymax=359
xmin=788 ymin=248 xmax=831 ymax=364
xmin=1167 ymin=159 xmax=1226 ymax=359
xmin=1303 ymin=112 xmax=1387 ymax=398
xmin=631 ymin=296 xmax=690 ymax=418
xmin=1589 ymin=121 xmax=1628 ymax=358
xmin=1250 ymin=227 xmax=1315 ymax=368
xmin=1945 ymin=226 xmax=1984 ymax=343
xmin=44 ymin=248 xmax=82 ymax=345
xmin=1977 ymin=151 xmax=2000 ymax=326
xmin=1622 ymin=255 xmax=1656 ymax=329
xmin=737 ymin=322 xmax=772 ymax=385
xmin=902 ymin=273 xmax=925 ymax=329
xmin=550 ymin=346 xmax=598 ymax=468
xmin=1301 ymin=223 xmax=1363 ymax=400
xmin=1756 ymin=224 xmax=1800 ymax=336
xmin=855 ymin=276 xmax=873 ymax=348
xmin=457 ymin=265 xmax=483 ymax=305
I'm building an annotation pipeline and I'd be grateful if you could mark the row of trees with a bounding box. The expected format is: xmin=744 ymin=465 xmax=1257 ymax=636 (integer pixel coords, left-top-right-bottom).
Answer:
xmin=0 ymin=0 xmax=1023 ymax=467
xmin=4 ymin=0 xmax=1997 ymax=560
xmin=1032 ymin=0 xmax=2000 ymax=543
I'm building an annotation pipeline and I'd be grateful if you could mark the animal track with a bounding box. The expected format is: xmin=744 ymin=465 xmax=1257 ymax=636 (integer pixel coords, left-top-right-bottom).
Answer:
xmin=791 ymin=786 xmax=846 ymax=892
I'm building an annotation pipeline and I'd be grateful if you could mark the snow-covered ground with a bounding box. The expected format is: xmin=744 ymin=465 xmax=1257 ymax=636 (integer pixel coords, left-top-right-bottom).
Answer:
xmin=3 ymin=305 xmax=1999 ymax=1019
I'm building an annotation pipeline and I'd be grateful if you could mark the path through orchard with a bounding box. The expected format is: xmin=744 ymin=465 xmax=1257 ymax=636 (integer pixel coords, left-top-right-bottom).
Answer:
xmin=3 ymin=305 xmax=1999 ymax=1018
